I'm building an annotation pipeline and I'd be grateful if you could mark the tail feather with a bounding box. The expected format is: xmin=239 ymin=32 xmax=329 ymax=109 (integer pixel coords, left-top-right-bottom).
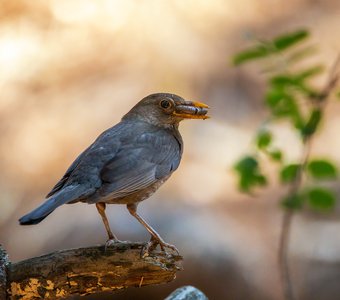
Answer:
xmin=19 ymin=185 xmax=87 ymax=225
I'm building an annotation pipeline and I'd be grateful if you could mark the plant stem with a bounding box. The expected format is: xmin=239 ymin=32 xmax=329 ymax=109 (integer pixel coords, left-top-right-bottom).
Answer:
xmin=279 ymin=139 xmax=311 ymax=300
xmin=279 ymin=210 xmax=294 ymax=300
xmin=278 ymin=56 xmax=339 ymax=300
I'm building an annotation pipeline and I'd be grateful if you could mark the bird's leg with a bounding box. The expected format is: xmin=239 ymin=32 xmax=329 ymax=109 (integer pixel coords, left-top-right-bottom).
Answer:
xmin=146 ymin=235 xmax=161 ymax=253
xmin=127 ymin=203 xmax=179 ymax=255
xmin=95 ymin=202 xmax=120 ymax=248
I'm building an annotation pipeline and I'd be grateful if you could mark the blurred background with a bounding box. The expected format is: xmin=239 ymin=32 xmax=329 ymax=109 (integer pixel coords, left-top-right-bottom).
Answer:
xmin=1 ymin=0 xmax=340 ymax=299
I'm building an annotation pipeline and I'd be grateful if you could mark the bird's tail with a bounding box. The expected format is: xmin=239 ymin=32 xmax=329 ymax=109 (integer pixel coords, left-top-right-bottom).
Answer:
xmin=19 ymin=185 xmax=86 ymax=225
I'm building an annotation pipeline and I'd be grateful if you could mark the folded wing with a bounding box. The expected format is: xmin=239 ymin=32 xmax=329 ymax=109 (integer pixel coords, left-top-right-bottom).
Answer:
xmin=97 ymin=131 xmax=182 ymax=200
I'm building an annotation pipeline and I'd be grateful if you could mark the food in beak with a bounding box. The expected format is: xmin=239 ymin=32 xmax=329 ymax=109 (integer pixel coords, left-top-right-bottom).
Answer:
xmin=174 ymin=101 xmax=210 ymax=119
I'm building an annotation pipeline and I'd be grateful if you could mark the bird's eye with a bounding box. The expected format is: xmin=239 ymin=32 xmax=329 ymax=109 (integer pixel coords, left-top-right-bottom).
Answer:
xmin=160 ymin=99 xmax=171 ymax=109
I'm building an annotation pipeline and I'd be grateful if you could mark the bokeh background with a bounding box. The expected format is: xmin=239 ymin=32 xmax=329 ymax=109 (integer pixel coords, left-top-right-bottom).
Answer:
xmin=1 ymin=1 xmax=340 ymax=299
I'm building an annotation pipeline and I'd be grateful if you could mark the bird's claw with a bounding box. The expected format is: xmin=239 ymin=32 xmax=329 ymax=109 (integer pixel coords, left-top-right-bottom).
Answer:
xmin=141 ymin=237 xmax=179 ymax=258
xmin=158 ymin=241 xmax=179 ymax=255
xmin=104 ymin=238 xmax=122 ymax=251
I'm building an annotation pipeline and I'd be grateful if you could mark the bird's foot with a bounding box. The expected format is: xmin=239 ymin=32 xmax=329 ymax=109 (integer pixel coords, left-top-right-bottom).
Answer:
xmin=104 ymin=238 xmax=123 ymax=251
xmin=141 ymin=236 xmax=179 ymax=258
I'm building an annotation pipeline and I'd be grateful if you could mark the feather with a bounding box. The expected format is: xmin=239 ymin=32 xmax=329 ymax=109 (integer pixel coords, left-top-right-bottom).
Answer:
xmin=97 ymin=129 xmax=181 ymax=200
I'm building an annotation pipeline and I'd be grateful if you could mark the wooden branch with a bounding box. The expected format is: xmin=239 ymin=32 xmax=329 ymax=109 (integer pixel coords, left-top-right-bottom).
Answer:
xmin=0 ymin=246 xmax=9 ymax=299
xmin=1 ymin=242 xmax=182 ymax=299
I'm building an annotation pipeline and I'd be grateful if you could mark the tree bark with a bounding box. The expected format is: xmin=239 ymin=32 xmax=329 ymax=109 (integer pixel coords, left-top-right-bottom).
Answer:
xmin=1 ymin=242 xmax=182 ymax=299
xmin=0 ymin=246 xmax=9 ymax=299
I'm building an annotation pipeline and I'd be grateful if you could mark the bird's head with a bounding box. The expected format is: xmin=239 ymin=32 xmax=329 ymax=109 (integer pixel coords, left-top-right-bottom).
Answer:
xmin=123 ymin=93 xmax=209 ymax=127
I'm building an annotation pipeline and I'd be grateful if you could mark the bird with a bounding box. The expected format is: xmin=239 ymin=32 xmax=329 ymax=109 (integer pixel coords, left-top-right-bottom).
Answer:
xmin=19 ymin=93 xmax=209 ymax=254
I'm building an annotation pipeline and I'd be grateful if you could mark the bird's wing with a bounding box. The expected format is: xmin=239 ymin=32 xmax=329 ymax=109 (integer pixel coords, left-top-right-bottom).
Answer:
xmin=46 ymin=151 xmax=88 ymax=198
xmin=45 ymin=123 xmax=126 ymax=198
xmin=98 ymin=130 xmax=181 ymax=199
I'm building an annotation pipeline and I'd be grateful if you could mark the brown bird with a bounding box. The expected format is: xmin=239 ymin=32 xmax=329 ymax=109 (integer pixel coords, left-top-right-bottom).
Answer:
xmin=19 ymin=93 xmax=209 ymax=254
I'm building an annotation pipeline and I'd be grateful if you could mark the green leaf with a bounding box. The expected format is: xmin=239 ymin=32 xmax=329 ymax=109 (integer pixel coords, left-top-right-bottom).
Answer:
xmin=270 ymin=75 xmax=298 ymax=87
xmin=234 ymin=156 xmax=258 ymax=173
xmin=265 ymin=91 xmax=304 ymax=129
xmin=307 ymin=187 xmax=336 ymax=210
xmin=273 ymin=30 xmax=309 ymax=51
xmin=270 ymin=72 xmax=319 ymax=97
xmin=234 ymin=156 xmax=267 ymax=192
xmin=238 ymin=172 xmax=267 ymax=192
xmin=301 ymin=109 xmax=322 ymax=137
xmin=256 ymin=130 xmax=272 ymax=149
xmin=268 ymin=149 xmax=283 ymax=161
xmin=232 ymin=45 xmax=272 ymax=65
xmin=268 ymin=67 xmax=321 ymax=98
xmin=280 ymin=164 xmax=300 ymax=183
xmin=281 ymin=193 xmax=304 ymax=210
xmin=297 ymin=66 xmax=324 ymax=80
xmin=286 ymin=46 xmax=317 ymax=65
xmin=256 ymin=175 xmax=267 ymax=185
xmin=266 ymin=89 xmax=286 ymax=108
xmin=232 ymin=29 xmax=309 ymax=66
xmin=307 ymin=159 xmax=338 ymax=179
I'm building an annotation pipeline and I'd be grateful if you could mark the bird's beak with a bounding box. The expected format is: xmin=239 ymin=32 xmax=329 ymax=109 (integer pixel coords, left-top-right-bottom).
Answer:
xmin=173 ymin=101 xmax=210 ymax=120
